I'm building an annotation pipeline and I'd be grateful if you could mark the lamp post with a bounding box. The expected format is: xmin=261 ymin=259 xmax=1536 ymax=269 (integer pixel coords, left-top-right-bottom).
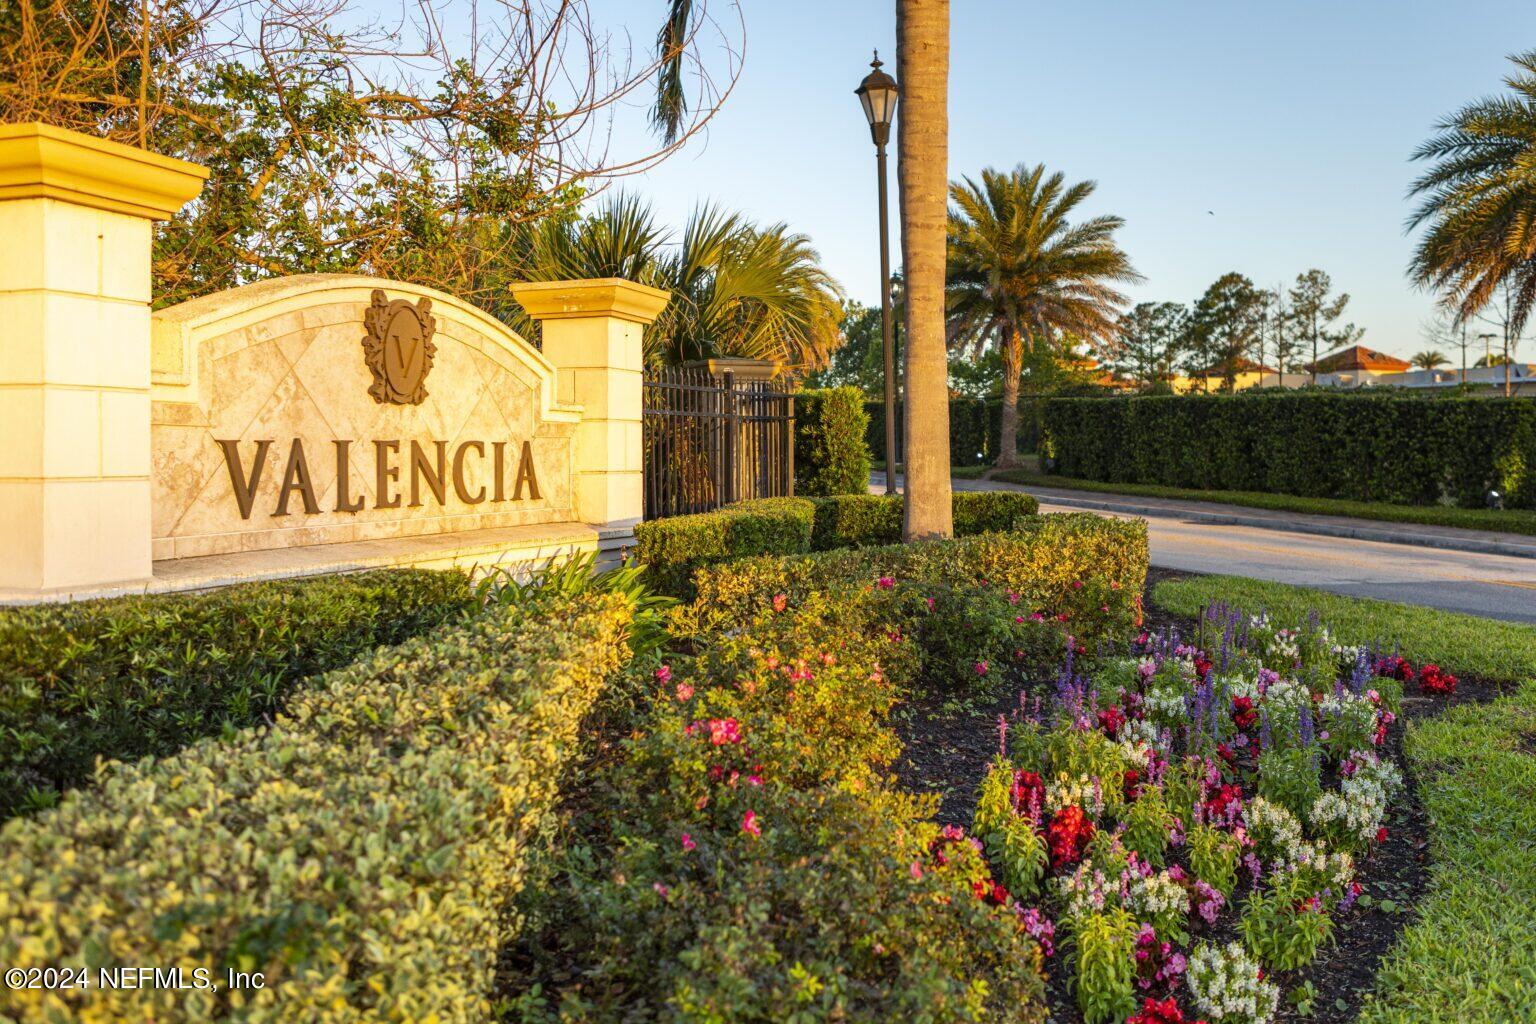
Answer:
xmin=857 ymin=51 xmax=900 ymax=494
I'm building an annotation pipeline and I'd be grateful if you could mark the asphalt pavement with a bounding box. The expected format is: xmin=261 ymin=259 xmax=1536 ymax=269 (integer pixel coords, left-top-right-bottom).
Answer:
xmin=872 ymin=473 xmax=1536 ymax=624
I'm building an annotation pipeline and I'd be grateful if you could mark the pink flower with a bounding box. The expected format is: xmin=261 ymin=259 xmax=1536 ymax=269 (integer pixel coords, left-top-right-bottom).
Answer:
xmin=655 ymin=664 xmax=672 ymax=684
xmin=681 ymin=832 xmax=696 ymax=852
xmin=909 ymin=860 xmax=924 ymax=880
xmin=975 ymin=660 xmax=989 ymax=676
xmin=653 ymin=882 xmax=670 ymax=897
xmin=675 ymin=682 xmax=694 ymax=701
xmin=1071 ymin=580 xmax=1084 ymax=590
xmin=741 ymin=810 xmax=761 ymax=837
xmin=706 ymin=718 xmax=742 ymax=745
xmin=876 ymin=575 xmax=895 ymax=589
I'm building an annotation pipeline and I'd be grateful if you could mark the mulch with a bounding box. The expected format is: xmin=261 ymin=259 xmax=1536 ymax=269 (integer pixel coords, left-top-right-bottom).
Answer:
xmin=890 ymin=566 xmax=1508 ymax=1024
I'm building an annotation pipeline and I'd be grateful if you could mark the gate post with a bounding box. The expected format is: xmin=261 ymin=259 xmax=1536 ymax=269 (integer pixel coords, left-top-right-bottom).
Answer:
xmin=510 ymin=278 xmax=670 ymax=528
xmin=0 ymin=124 xmax=206 ymax=593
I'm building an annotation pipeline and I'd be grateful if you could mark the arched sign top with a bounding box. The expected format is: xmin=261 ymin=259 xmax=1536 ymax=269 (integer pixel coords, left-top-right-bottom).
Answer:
xmin=151 ymin=273 xmax=578 ymax=423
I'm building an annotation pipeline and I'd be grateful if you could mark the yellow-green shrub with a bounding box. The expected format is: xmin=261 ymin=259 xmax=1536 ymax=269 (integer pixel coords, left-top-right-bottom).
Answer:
xmin=690 ymin=513 xmax=1149 ymax=648
xmin=0 ymin=593 xmax=630 ymax=1024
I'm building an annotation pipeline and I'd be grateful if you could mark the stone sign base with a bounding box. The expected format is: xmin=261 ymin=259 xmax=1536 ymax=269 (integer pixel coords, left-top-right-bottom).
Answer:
xmin=0 ymin=521 xmax=633 ymax=606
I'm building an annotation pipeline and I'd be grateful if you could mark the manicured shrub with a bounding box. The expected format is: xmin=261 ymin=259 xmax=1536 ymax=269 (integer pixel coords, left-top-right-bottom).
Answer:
xmin=953 ymin=489 xmax=1040 ymax=534
xmin=0 ymin=592 xmax=631 ymax=1024
xmin=1041 ymin=392 xmax=1536 ymax=509
xmin=0 ymin=568 xmax=476 ymax=818
xmin=794 ymin=386 xmax=873 ymax=495
xmin=640 ymin=491 xmax=1042 ymax=596
xmin=809 ymin=492 xmax=904 ymax=549
xmin=807 ymin=490 xmax=1038 ymax=550
xmin=690 ymin=513 xmax=1149 ymax=650
xmin=632 ymin=496 xmax=817 ymax=596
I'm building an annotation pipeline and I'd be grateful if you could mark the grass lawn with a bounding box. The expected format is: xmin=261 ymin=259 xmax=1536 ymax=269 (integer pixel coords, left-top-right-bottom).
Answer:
xmin=1157 ymin=574 xmax=1536 ymax=1023
xmin=1154 ymin=575 xmax=1536 ymax=683
xmin=1358 ymin=681 xmax=1536 ymax=1023
xmin=993 ymin=468 xmax=1536 ymax=538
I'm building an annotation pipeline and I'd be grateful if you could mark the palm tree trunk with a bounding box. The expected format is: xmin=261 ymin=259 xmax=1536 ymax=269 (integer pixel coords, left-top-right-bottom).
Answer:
xmin=996 ymin=322 xmax=1021 ymax=468
xmin=897 ymin=0 xmax=952 ymax=541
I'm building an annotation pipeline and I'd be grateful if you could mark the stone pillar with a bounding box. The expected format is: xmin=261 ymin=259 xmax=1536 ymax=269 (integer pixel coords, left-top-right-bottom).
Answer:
xmin=510 ymin=279 xmax=670 ymax=528
xmin=0 ymin=124 xmax=207 ymax=593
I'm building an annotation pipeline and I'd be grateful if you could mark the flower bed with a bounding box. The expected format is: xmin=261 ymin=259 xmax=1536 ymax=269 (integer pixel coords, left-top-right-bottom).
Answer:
xmin=963 ymin=603 xmax=1458 ymax=1024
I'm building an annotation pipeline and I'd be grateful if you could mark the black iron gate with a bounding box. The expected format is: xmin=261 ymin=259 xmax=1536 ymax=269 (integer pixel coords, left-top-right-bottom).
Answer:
xmin=643 ymin=368 xmax=795 ymax=520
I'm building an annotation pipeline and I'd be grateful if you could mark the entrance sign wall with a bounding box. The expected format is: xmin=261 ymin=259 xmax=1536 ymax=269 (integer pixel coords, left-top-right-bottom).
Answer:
xmin=0 ymin=123 xmax=669 ymax=600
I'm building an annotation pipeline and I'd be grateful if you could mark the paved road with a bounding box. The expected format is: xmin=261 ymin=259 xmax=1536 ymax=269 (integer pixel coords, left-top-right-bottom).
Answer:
xmin=875 ymin=475 xmax=1536 ymax=623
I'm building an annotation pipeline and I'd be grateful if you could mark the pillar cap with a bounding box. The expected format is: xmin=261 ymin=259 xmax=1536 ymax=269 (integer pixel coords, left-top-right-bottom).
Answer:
xmin=511 ymin=278 xmax=672 ymax=325
xmin=0 ymin=123 xmax=208 ymax=221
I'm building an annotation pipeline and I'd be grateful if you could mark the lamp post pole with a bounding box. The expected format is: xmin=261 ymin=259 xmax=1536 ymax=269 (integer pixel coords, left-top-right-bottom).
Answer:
xmin=858 ymin=52 xmax=900 ymax=495
xmin=875 ymin=135 xmax=897 ymax=493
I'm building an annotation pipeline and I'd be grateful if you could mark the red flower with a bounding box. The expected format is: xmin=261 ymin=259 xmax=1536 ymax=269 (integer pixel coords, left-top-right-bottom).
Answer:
xmin=1098 ymin=705 xmax=1126 ymax=739
xmin=772 ymin=593 xmax=788 ymax=613
xmin=1375 ymin=655 xmax=1416 ymax=683
xmin=1128 ymin=996 xmax=1209 ymax=1024
xmin=1215 ymin=741 xmax=1237 ymax=766
xmin=1419 ymin=663 xmax=1458 ymax=696
xmin=1046 ymin=805 xmax=1095 ymax=868
xmin=1010 ymin=770 xmax=1046 ymax=821
xmin=1231 ymin=695 xmax=1258 ymax=731
xmin=1205 ymin=783 xmax=1244 ymax=822
xmin=1193 ymin=655 xmax=1213 ymax=680
xmin=1123 ymin=767 xmax=1142 ymax=802
xmin=1376 ymin=826 xmax=1388 ymax=844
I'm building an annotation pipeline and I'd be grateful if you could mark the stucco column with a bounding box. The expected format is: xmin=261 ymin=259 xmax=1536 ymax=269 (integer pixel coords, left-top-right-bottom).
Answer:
xmin=510 ymin=279 xmax=670 ymax=528
xmin=0 ymin=124 xmax=207 ymax=592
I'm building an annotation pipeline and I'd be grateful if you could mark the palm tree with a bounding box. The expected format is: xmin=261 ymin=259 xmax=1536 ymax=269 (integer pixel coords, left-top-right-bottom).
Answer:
xmin=946 ymin=165 xmax=1140 ymax=467
xmin=897 ymin=0 xmax=952 ymax=541
xmin=1410 ymin=350 xmax=1450 ymax=370
xmin=512 ymin=195 xmax=844 ymax=369
xmin=1409 ymin=50 xmax=1536 ymax=397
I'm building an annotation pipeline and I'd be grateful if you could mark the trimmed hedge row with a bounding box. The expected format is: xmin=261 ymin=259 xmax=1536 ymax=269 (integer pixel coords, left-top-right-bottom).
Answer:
xmin=794 ymin=386 xmax=871 ymax=495
xmin=865 ymin=397 xmax=1046 ymax=465
xmin=1041 ymin=393 xmax=1536 ymax=508
xmin=507 ymin=565 xmax=1058 ymax=1020
xmin=690 ymin=512 xmax=1149 ymax=651
xmin=633 ymin=490 xmax=1042 ymax=596
xmin=0 ymin=591 xmax=631 ymax=1024
xmin=0 ymin=569 xmax=477 ymax=819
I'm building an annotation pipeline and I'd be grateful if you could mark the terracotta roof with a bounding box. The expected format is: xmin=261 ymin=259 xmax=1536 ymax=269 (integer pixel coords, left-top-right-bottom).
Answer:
xmin=1305 ymin=345 xmax=1410 ymax=374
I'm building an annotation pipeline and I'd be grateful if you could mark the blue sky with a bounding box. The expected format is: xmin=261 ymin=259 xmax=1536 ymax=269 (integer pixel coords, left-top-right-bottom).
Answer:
xmin=589 ymin=1 xmax=1536 ymax=359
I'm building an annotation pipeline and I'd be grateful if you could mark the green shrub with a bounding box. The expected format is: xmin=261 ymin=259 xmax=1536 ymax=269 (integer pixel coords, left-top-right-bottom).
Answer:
xmin=0 ymin=568 xmax=476 ymax=819
xmin=794 ymin=386 xmax=873 ymax=495
xmin=632 ymin=497 xmax=817 ymax=596
xmin=808 ymin=491 xmax=1037 ymax=550
xmin=1041 ymin=392 xmax=1536 ymax=508
xmin=0 ymin=592 xmax=631 ymax=1024
xmin=640 ymin=491 xmax=1042 ymax=596
xmin=809 ymin=492 xmax=904 ymax=549
xmin=866 ymin=398 xmax=1046 ymax=464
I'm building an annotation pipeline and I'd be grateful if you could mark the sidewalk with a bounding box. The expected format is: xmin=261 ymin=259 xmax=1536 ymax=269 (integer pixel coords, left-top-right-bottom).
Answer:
xmin=870 ymin=472 xmax=1536 ymax=562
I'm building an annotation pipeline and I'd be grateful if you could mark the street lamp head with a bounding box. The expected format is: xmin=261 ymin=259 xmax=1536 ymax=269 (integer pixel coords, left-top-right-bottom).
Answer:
xmin=855 ymin=50 xmax=899 ymax=147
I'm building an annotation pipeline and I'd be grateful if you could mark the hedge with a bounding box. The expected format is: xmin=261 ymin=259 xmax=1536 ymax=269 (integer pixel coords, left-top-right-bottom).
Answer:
xmin=1041 ymin=393 xmax=1536 ymax=509
xmin=506 ymin=568 xmax=1053 ymax=1020
xmin=794 ymin=386 xmax=872 ymax=495
xmin=866 ymin=397 xmax=1046 ymax=466
xmin=633 ymin=491 xmax=1042 ymax=596
xmin=0 ymin=568 xmax=477 ymax=819
xmin=0 ymin=591 xmax=631 ymax=1024
xmin=688 ymin=512 xmax=1149 ymax=652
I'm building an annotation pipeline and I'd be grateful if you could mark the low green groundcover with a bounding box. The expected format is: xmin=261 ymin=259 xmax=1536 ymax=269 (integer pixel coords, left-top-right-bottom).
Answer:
xmin=0 ymin=568 xmax=476 ymax=818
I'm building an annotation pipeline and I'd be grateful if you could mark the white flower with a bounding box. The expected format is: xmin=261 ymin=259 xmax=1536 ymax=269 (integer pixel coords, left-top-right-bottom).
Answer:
xmin=1188 ymin=940 xmax=1280 ymax=1024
